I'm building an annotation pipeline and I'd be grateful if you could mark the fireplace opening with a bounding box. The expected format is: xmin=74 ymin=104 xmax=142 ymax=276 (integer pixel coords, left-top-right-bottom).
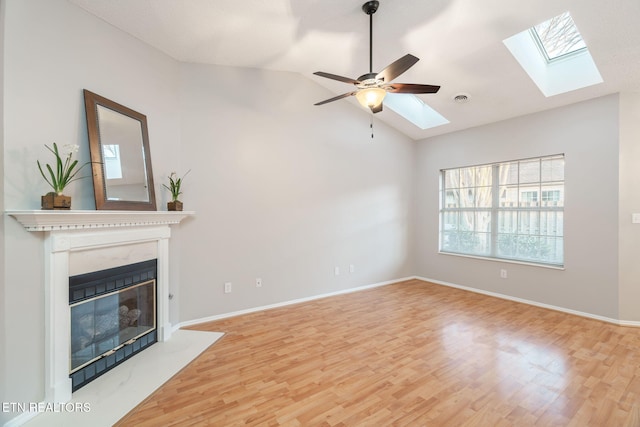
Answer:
xmin=69 ymin=259 xmax=157 ymax=391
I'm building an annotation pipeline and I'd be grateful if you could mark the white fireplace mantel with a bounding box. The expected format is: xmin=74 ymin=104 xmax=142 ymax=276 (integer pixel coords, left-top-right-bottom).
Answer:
xmin=7 ymin=209 xmax=193 ymax=231
xmin=6 ymin=209 xmax=193 ymax=405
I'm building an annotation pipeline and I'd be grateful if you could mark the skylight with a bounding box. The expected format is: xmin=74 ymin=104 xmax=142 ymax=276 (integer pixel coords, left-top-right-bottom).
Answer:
xmin=503 ymin=11 xmax=602 ymax=97
xmin=531 ymin=12 xmax=586 ymax=62
xmin=383 ymin=94 xmax=449 ymax=130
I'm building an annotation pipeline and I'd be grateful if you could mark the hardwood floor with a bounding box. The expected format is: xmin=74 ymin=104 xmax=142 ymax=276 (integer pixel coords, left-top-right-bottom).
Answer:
xmin=116 ymin=279 xmax=640 ymax=426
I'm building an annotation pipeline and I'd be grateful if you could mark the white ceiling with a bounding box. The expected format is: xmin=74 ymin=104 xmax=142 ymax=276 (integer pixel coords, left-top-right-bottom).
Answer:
xmin=67 ymin=0 xmax=640 ymax=140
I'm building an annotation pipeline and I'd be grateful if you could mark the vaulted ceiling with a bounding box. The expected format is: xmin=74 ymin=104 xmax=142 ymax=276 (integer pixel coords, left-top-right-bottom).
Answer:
xmin=68 ymin=0 xmax=640 ymax=140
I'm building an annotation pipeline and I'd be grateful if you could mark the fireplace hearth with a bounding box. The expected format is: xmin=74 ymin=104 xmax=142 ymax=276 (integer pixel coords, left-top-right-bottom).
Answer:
xmin=69 ymin=259 xmax=157 ymax=391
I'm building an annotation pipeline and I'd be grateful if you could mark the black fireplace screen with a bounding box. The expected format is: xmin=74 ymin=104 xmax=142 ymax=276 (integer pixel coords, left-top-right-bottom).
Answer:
xmin=68 ymin=259 xmax=157 ymax=391
xmin=70 ymin=280 xmax=156 ymax=373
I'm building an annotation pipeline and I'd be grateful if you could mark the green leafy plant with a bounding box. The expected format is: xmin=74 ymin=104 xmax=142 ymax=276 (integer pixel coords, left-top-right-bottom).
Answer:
xmin=163 ymin=170 xmax=191 ymax=202
xmin=37 ymin=143 xmax=90 ymax=194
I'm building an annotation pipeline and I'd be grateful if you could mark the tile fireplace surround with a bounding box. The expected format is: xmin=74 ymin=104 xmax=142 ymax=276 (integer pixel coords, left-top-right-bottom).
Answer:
xmin=7 ymin=210 xmax=192 ymax=405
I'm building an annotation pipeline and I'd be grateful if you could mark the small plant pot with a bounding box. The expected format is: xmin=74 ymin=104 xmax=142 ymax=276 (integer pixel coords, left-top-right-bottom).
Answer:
xmin=41 ymin=192 xmax=71 ymax=210
xmin=167 ymin=200 xmax=183 ymax=211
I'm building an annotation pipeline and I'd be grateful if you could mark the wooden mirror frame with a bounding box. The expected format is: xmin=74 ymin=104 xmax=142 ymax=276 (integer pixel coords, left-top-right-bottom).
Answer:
xmin=83 ymin=89 xmax=157 ymax=211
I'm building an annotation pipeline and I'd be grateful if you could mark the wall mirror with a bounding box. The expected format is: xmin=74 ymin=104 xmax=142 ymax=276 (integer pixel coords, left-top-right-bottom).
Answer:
xmin=83 ymin=89 xmax=156 ymax=210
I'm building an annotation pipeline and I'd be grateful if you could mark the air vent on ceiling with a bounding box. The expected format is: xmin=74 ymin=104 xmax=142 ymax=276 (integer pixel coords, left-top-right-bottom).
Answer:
xmin=453 ymin=93 xmax=470 ymax=103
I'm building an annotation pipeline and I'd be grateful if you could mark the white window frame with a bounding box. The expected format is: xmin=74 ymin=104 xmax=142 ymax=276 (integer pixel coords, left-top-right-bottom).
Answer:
xmin=530 ymin=11 xmax=587 ymax=63
xmin=439 ymin=154 xmax=564 ymax=267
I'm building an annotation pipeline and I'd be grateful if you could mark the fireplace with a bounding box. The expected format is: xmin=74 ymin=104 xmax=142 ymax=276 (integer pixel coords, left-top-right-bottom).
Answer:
xmin=69 ymin=259 xmax=158 ymax=391
xmin=8 ymin=210 xmax=191 ymax=404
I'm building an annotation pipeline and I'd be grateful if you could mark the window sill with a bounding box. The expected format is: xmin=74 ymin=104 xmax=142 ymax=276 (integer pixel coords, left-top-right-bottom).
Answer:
xmin=438 ymin=250 xmax=565 ymax=270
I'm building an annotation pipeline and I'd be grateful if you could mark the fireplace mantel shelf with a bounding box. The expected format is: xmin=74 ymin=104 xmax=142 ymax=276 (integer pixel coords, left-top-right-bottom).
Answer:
xmin=6 ymin=210 xmax=194 ymax=231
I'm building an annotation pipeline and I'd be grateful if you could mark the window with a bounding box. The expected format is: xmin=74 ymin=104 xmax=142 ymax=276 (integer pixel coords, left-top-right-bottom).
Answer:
xmin=542 ymin=190 xmax=560 ymax=202
xmin=440 ymin=155 xmax=564 ymax=266
xmin=102 ymin=144 xmax=123 ymax=179
xmin=520 ymin=191 xmax=538 ymax=203
xmin=531 ymin=11 xmax=586 ymax=62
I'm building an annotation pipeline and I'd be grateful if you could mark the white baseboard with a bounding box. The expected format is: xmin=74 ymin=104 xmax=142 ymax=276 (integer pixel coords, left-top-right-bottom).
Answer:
xmin=414 ymin=276 xmax=640 ymax=327
xmin=175 ymin=276 xmax=415 ymax=330
xmin=618 ymin=319 xmax=640 ymax=327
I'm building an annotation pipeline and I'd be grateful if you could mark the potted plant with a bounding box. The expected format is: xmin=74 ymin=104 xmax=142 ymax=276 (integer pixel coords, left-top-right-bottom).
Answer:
xmin=37 ymin=143 xmax=90 ymax=210
xmin=163 ymin=170 xmax=190 ymax=211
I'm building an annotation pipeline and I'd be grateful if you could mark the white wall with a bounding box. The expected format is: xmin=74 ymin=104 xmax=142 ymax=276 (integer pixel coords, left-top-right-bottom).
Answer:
xmin=2 ymin=0 xmax=181 ymax=418
xmin=1 ymin=1 xmax=415 ymax=422
xmin=618 ymin=92 xmax=640 ymax=321
xmin=414 ymin=94 xmax=621 ymax=319
xmin=178 ymin=63 xmax=415 ymax=321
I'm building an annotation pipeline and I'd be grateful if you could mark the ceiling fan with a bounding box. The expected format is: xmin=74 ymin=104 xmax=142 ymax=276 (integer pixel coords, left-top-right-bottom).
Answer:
xmin=313 ymin=0 xmax=440 ymax=114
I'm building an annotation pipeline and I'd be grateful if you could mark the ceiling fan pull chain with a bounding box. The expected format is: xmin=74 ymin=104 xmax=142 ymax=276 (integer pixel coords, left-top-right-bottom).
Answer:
xmin=370 ymin=114 xmax=375 ymax=139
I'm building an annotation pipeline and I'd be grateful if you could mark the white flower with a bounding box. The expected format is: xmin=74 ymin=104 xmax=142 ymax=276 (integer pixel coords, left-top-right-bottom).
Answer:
xmin=61 ymin=144 xmax=79 ymax=157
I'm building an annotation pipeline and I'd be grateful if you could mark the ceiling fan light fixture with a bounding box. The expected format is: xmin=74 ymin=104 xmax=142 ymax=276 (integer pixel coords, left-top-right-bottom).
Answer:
xmin=355 ymin=87 xmax=386 ymax=109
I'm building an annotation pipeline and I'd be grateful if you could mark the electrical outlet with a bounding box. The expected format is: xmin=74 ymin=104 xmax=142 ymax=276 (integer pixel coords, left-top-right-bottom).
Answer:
xmin=224 ymin=282 xmax=232 ymax=293
xmin=500 ymin=269 xmax=508 ymax=279
xmin=334 ymin=266 xmax=340 ymax=276
xmin=349 ymin=264 xmax=355 ymax=273
xmin=256 ymin=278 xmax=262 ymax=288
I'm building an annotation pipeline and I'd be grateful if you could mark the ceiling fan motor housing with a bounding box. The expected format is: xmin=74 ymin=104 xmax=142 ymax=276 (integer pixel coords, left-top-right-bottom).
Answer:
xmin=356 ymin=72 xmax=381 ymax=88
xmin=362 ymin=1 xmax=379 ymax=15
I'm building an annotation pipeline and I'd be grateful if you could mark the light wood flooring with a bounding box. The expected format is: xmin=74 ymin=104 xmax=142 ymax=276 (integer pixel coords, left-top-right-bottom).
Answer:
xmin=116 ymin=279 xmax=640 ymax=426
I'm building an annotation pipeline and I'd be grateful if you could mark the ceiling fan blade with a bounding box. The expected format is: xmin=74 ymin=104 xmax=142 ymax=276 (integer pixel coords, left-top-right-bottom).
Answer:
xmin=313 ymin=71 xmax=360 ymax=85
xmin=376 ymin=54 xmax=419 ymax=82
xmin=386 ymin=83 xmax=440 ymax=94
xmin=371 ymin=103 xmax=383 ymax=114
xmin=314 ymin=91 xmax=357 ymax=106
